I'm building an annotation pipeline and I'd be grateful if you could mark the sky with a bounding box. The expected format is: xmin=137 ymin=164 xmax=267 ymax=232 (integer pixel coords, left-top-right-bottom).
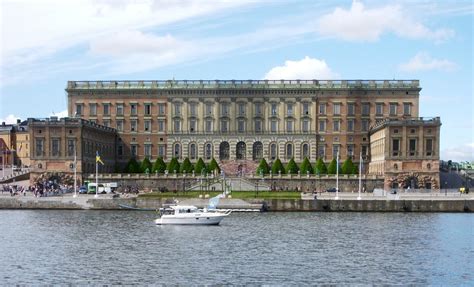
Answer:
xmin=0 ymin=0 xmax=473 ymax=161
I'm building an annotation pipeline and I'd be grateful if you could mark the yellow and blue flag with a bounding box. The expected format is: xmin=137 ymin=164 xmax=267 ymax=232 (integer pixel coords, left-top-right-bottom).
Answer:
xmin=96 ymin=151 xmax=104 ymax=165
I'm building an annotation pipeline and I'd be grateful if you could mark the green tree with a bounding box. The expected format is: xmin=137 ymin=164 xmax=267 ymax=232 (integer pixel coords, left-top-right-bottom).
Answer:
xmin=207 ymin=158 xmax=220 ymax=174
xmin=341 ymin=158 xmax=356 ymax=174
xmin=194 ymin=158 xmax=207 ymax=174
xmin=140 ymin=157 xmax=152 ymax=173
xmin=124 ymin=158 xmax=140 ymax=173
xmin=299 ymin=157 xmax=313 ymax=175
xmin=256 ymin=158 xmax=269 ymax=175
xmin=167 ymin=157 xmax=180 ymax=173
xmin=352 ymin=163 xmax=359 ymax=175
xmin=180 ymin=157 xmax=194 ymax=173
xmin=315 ymin=158 xmax=327 ymax=175
xmin=327 ymin=158 xmax=338 ymax=175
xmin=271 ymin=158 xmax=285 ymax=174
xmin=286 ymin=158 xmax=299 ymax=174
xmin=152 ymin=157 xmax=167 ymax=174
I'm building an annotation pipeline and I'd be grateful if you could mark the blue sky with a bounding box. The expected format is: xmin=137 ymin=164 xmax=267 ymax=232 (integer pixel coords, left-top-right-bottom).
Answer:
xmin=1 ymin=0 xmax=473 ymax=161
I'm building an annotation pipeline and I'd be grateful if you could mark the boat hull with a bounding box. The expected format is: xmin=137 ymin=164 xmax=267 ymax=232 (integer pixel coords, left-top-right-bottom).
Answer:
xmin=155 ymin=214 xmax=227 ymax=225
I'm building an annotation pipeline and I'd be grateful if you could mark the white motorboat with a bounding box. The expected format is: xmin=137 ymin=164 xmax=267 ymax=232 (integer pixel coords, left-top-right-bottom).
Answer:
xmin=155 ymin=205 xmax=231 ymax=225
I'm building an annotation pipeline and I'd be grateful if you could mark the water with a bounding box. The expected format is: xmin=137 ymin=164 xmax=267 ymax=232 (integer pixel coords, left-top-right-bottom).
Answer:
xmin=0 ymin=211 xmax=472 ymax=285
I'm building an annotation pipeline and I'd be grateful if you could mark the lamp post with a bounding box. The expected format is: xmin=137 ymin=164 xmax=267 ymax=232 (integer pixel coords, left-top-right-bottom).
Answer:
xmin=335 ymin=151 xmax=339 ymax=200
xmin=73 ymin=142 xmax=77 ymax=198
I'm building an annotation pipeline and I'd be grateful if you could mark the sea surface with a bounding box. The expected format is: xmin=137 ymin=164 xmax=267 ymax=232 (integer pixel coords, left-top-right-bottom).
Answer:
xmin=0 ymin=210 xmax=472 ymax=285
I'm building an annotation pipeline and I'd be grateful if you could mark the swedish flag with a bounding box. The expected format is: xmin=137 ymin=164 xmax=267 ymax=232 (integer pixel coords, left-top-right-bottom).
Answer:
xmin=96 ymin=151 xmax=104 ymax=165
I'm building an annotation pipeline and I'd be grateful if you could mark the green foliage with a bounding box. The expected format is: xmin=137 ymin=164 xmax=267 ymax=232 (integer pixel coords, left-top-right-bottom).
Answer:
xmin=140 ymin=157 xmax=152 ymax=173
xmin=152 ymin=157 xmax=167 ymax=173
xmin=299 ymin=157 xmax=313 ymax=174
xmin=207 ymin=158 xmax=220 ymax=173
xmin=180 ymin=157 xmax=194 ymax=173
xmin=167 ymin=157 xmax=180 ymax=173
xmin=327 ymin=158 xmax=338 ymax=174
xmin=286 ymin=158 xmax=299 ymax=174
xmin=352 ymin=163 xmax=359 ymax=175
xmin=271 ymin=158 xmax=285 ymax=174
xmin=314 ymin=158 xmax=327 ymax=174
xmin=124 ymin=158 xmax=140 ymax=173
xmin=341 ymin=158 xmax=356 ymax=174
xmin=256 ymin=158 xmax=269 ymax=175
xmin=194 ymin=158 xmax=207 ymax=174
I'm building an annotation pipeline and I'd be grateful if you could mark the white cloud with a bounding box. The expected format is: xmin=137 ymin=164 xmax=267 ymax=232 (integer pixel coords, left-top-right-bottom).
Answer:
xmin=317 ymin=1 xmax=454 ymax=42
xmin=399 ymin=52 xmax=457 ymax=72
xmin=264 ymin=56 xmax=339 ymax=80
xmin=442 ymin=143 xmax=474 ymax=161
xmin=0 ymin=114 xmax=22 ymax=124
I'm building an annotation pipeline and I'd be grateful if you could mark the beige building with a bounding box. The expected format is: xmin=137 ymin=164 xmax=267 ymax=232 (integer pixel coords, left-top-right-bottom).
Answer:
xmin=368 ymin=117 xmax=441 ymax=190
xmin=66 ymin=80 xmax=422 ymax=174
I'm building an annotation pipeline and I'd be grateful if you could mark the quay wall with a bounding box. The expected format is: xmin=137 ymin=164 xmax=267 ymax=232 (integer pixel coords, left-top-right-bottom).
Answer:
xmin=0 ymin=197 xmax=472 ymax=212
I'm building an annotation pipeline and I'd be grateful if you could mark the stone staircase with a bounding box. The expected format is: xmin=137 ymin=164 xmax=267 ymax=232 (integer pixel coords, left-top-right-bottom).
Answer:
xmin=220 ymin=160 xmax=259 ymax=176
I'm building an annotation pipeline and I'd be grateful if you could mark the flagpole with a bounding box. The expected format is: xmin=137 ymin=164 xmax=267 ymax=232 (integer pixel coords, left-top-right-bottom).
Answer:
xmin=95 ymin=151 xmax=99 ymax=198
xmin=335 ymin=150 xmax=339 ymax=200
xmin=358 ymin=152 xmax=362 ymax=200
xmin=73 ymin=144 xmax=77 ymax=198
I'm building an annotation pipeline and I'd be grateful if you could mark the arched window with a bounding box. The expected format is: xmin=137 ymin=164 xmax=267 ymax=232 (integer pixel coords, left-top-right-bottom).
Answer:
xmin=302 ymin=143 xmax=310 ymax=160
xmin=205 ymin=143 xmax=212 ymax=160
xmin=189 ymin=143 xmax=196 ymax=160
xmin=270 ymin=143 xmax=277 ymax=160
xmin=173 ymin=143 xmax=181 ymax=159
xmin=286 ymin=143 xmax=293 ymax=160
xmin=253 ymin=141 xmax=263 ymax=160
xmin=236 ymin=141 xmax=246 ymax=160
xmin=219 ymin=142 xmax=230 ymax=160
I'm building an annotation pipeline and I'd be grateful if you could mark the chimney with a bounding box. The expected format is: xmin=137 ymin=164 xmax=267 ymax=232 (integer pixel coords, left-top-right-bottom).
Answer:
xmin=17 ymin=119 xmax=21 ymax=124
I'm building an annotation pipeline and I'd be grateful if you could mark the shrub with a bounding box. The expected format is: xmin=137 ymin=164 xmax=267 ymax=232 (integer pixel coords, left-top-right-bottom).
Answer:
xmin=180 ymin=157 xmax=194 ymax=174
xmin=140 ymin=157 xmax=152 ymax=173
xmin=256 ymin=158 xmax=269 ymax=175
xmin=341 ymin=158 xmax=356 ymax=174
xmin=152 ymin=157 xmax=166 ymax=173
xmin=286 ymin=158 xmax=299 ymax=174
xmin=327 ymin=158 xmax=338 ymax=175
xmin=124 ymin=158 xmax=140 ymax=173
xmin=207 ymin=158 xmax=220 ymax=174
xmin=167 ymin=157 xmax=180 ymax=173
xmin=314 ymin=158 xmax=327 ymax=175
xmin=300 ymin=157 xmax=313 ymax=174
xmin=194 ymin=158 xmax=207 ymax=174
xmin=271 ymin=158 xmax=285 ymax=174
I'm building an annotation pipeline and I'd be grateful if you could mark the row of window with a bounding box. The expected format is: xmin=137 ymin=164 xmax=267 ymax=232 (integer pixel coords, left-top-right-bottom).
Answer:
xmin=34 ymin=138 xmax=113 ymax=158
xmin=76 ymin=103 xmax=166 ymax=117
xmin=391 ymin=138 xmax=435 ymax=157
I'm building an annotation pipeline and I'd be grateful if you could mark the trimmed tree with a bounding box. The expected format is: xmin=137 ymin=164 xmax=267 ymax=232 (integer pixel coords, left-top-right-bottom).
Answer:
xmin=352 ymin=163 xmax=359 ymax=175
xmin=167 ymin=157 xmax=180 ymax=173
xmin=256 ymin=158 xmax=269 ymax=175
xmin=152 ymin=157 xmax=166 ymax=174
xmin=207 ymin=158 xmax=220 ymax=174
xmin=315 ymin=158 xmax=327 ymax=175
xmin=271 ymin=158 xmax=285 ymax=174
xmin=140 ymin=157 xmax=152 ymax=173
xmin=180 ymin=157 xmax=194 ymax=174
xmin=124 ymin=158 xmax=140 ymax=173
xmin=194 ymin=158 xmax=207 ymax=174
xmin=327 ymin=158 xmax=338 ymax=175
xmin=341 ymin=158 xmax=356 ymax=175
xmin=286 ymin=158 xmax=299 ymax=174
xmin=300 ymin=157 xmax=313 ymax=175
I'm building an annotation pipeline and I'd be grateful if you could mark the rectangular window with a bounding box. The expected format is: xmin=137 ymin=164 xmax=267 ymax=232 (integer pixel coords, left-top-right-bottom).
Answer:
xmin=362 ymin=145 xmax=368 ymax=157
xmin=361 ymin=119 xmax=369 ymax=132
xmin=130 ymin=104 xmax=137 ymax=115
xmin=347 ymin=145 xmax=354 ymax=158
xmin=255 ymin=103 xmax=262 ymax=115
xmin=116 ymin=104 xmax=124 ymax=116
xmin=348 ymin=119 xmax=354 ymax=132
xmin=389 ymin=103 xmax=397 ymax=116
xmin=347 ymin=103 xmax=355 ymax=116
xmin=205 ymin=103 xmax=213 ymax=115
xmin=333 ymin=120 xmax=340 ymax=132
xmin=89 ymin=103 xmax=97 ymax=116
xmin=318 ymin=145 xmax=325 ymax=160
xmin=333 ymin=103 xmax=341 ymax=115
xmin=158 ymin=103 xmax=166 ymax=115
xmin=426 ymin=139 xmax=433 ymax=156
xmin=271 ymin=103 xmax=278 ymax=116
xmin=174 ymin=103 xmax=181 ymax=116
xmin=302 ymin=103 xmax=310 ymax=115
xmin=221 ymin=103 xmax=229 ymax=116
xmin=190 ymin=103 xmax=197 ymax=117
xmin=319 ymin=120 xmax=326 ymax=132
xmin=270 ymin=144 xmax=277 ymax=160
xmin=174 ymin=120 xmax=181 ymax=132
xmin=220 ymin=120 xmax=228 ymax=132
xmin=103 ymin=104 xmax=110 ymax=116
xmin=144 ymin=104 xmax=151 ymax=115
xmin=333 ymin=145 xmax=340 ymax=159
xmin=409 ymin=139 xmax=417 ymax=156
xmin=271 ymin=120 xmax=277 ymax=133
xmin=158 ymin=120 xmax=165 ymax=132
xmin=51 ymin=138 xmax=60 ymax=157
xmin=118 ymin=145 xmax=123 ymax=157
xmin=205 ymin=120 xmax=212 ymax=132
xmin=287 ymin=104 xmax=293 ymax=116
xmin=404 ymin=103 xmax=411 ymax=116
xmin=75 ymin=104 xmax=82 ymax=116
xmin=319 ymin=103 xmax=326 ymax=115
xmin=392 ymin=139 xmax=400 ymax=156
xmin=131 ymin=145 xmax=137 ymax=157
xmin=302 ymin=120 xmax=309 ymax=132
xmin=189 ymin=119 xmax=196 ymax=133
xmin=158 ymin=145 xmax=166 ymax=158
xmin=67 ymin=139 xmax=75 ymax=157
xmin=144 ymin=144 xmax=152 ymax=158
xmin=376 ymin=103 xmax=383 ymax=116
xmin=144 ymin=120 xmax=151 ymax=132
xmin=238 ymin=103 xmax=246 ymax=116
xmin=116 ymin=120 xmax=123 ymax=132
xmin=362 ymin=103 xmax=370 ymax=116
xmin=131 ymin=120 xmax=137 ymax=132
xmin=255 ymin=120 xmax=262 ymax=132
xmin=286 ymin=120 xmax=293 ymax=132
xmin=238 ymin=120 xmax=245 ymax=133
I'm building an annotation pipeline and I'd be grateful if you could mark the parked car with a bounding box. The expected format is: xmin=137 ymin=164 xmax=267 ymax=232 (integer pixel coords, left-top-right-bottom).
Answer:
xmin=326 ymin=187 xmax=338 ymax=192
xmin=79 ymin=186 xmax=87 ymax=194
